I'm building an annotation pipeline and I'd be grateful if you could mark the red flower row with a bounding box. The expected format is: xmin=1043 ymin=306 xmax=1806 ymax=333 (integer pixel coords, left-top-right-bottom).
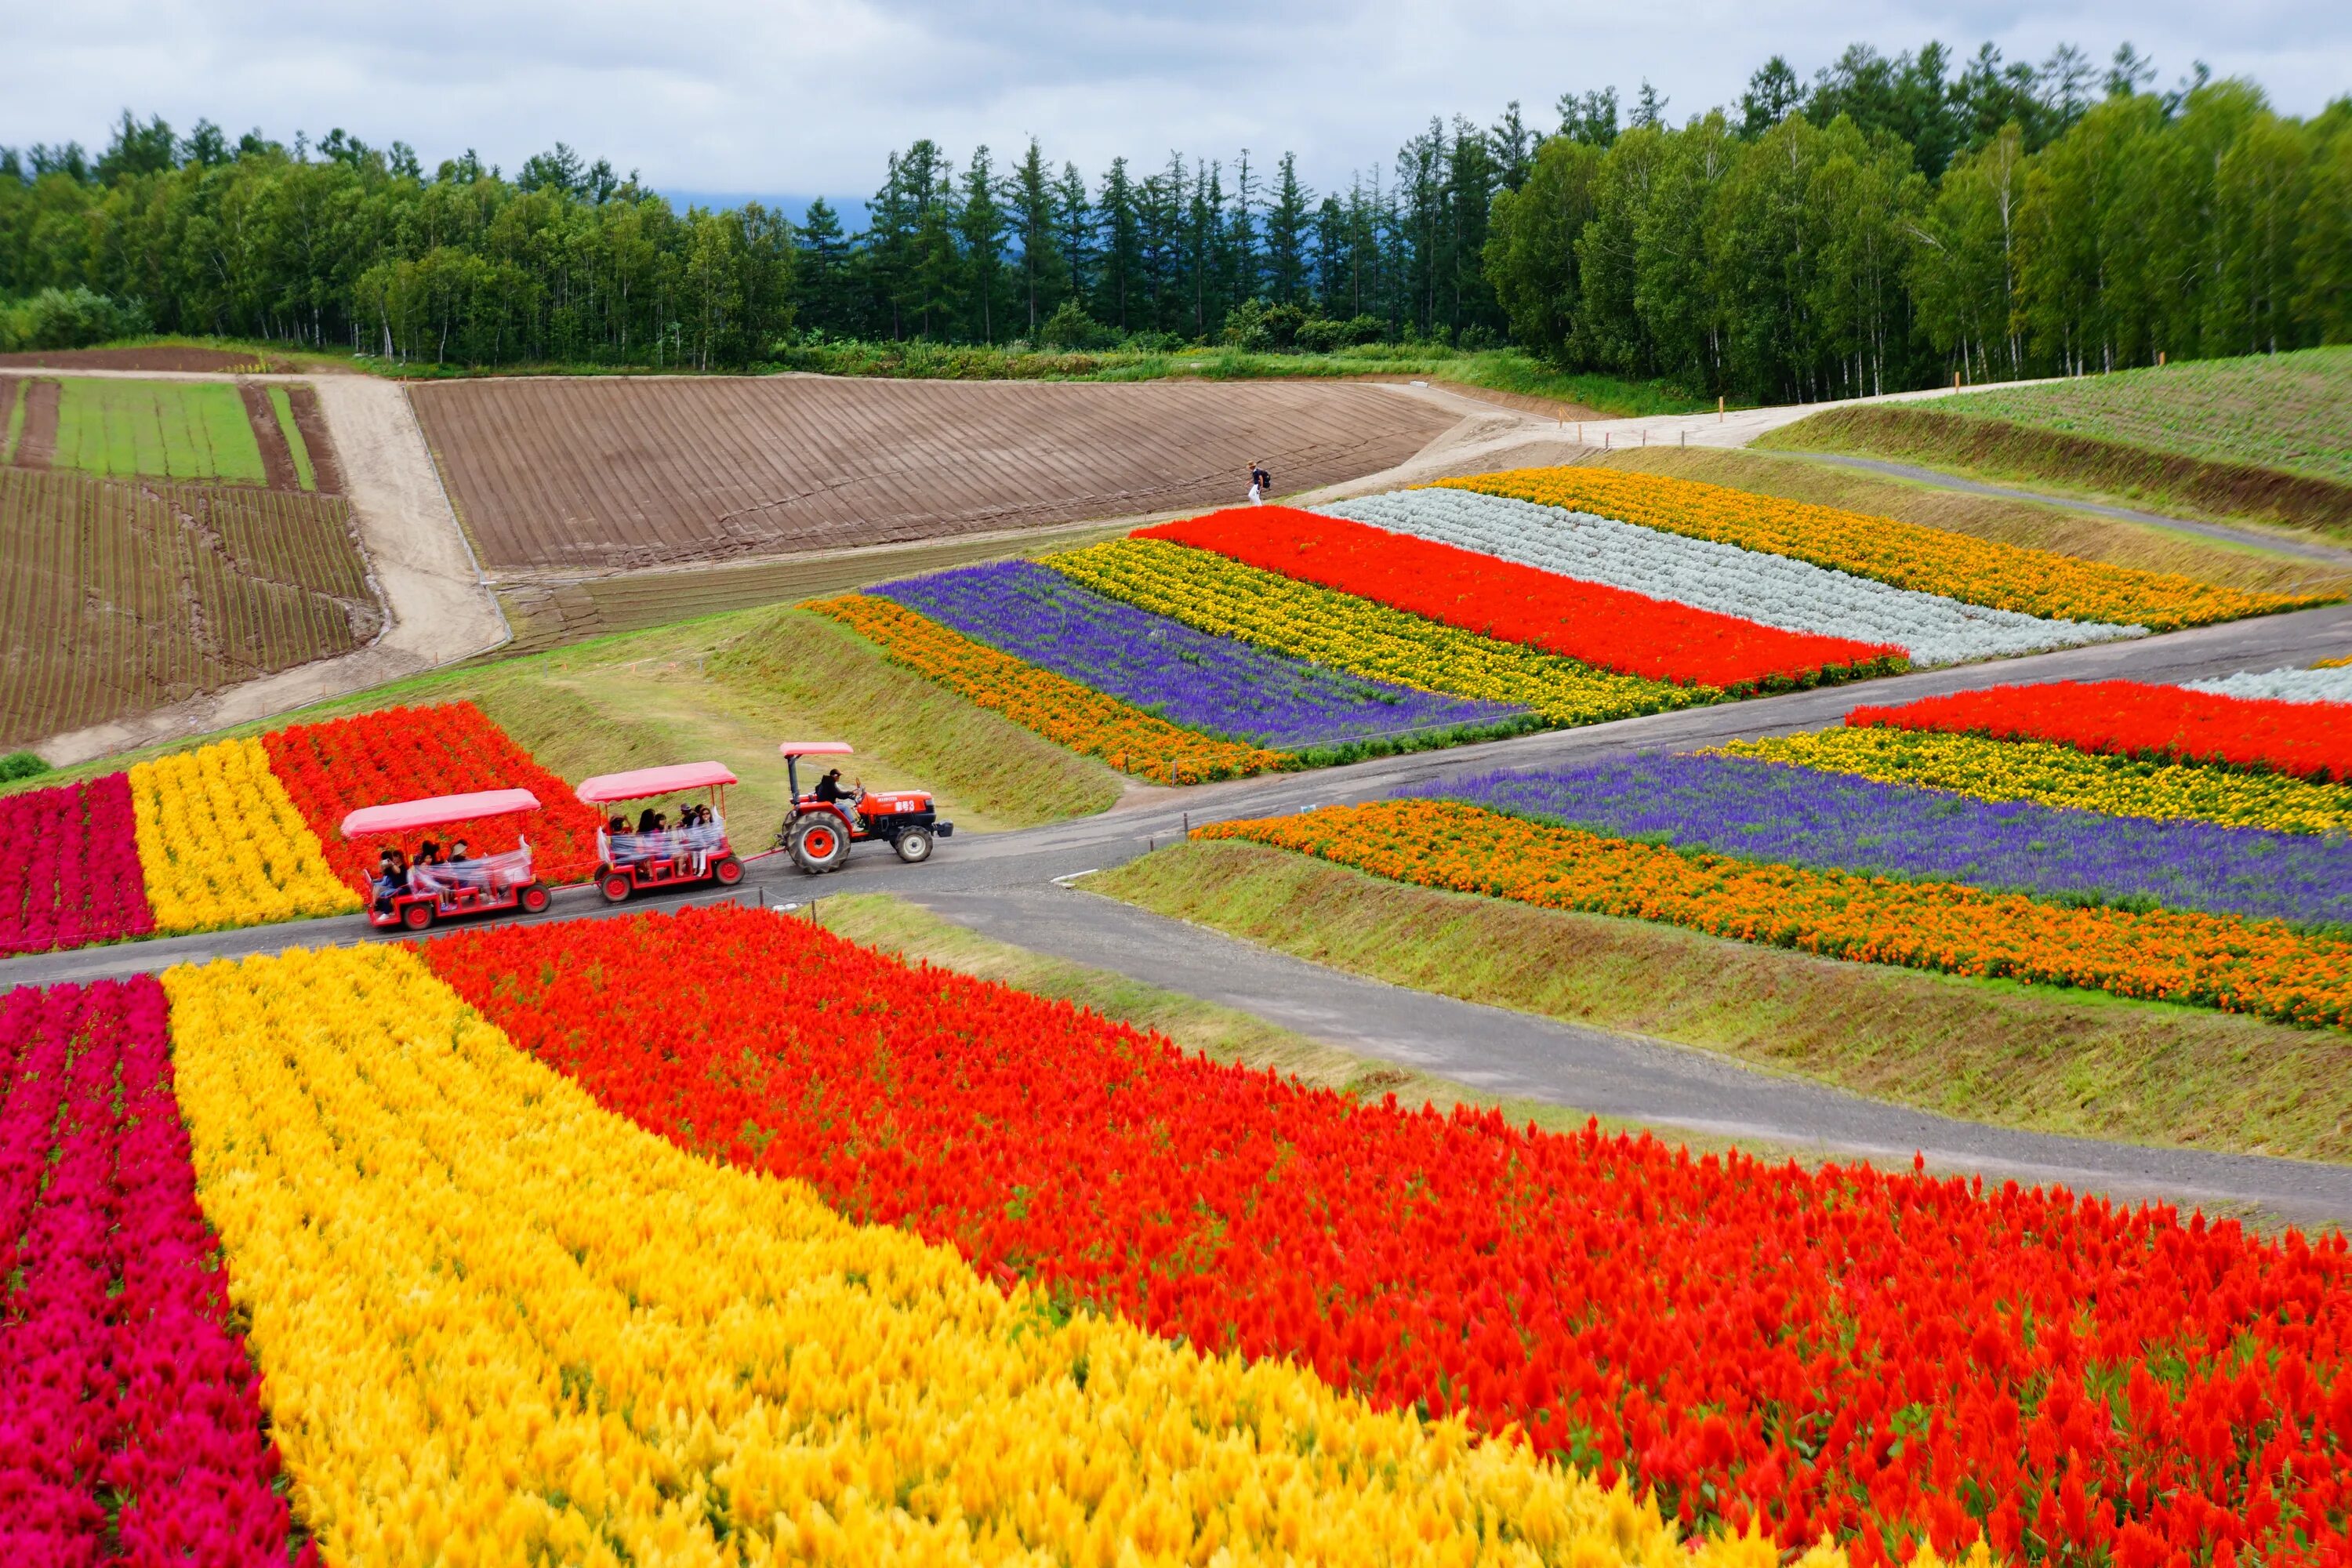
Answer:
xmin=0 ymin=775 xmax=153 ymax=956
xmin=1140 ymin=506 xmax=1904 ymax=691
xmin=1849 ymin=680 xmax=2352 ymax=781
xmin=261 ymin=701 xmax=607 ymax=887
xmin=424 ymin=905 xmax=2352 ymax=1568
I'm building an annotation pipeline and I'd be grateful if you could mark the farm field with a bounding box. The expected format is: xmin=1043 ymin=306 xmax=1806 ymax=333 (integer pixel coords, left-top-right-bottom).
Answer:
xmin=50 ymin=376 xmax=265 ymax=484
xmin=1758 ymin=348 xmax=2352 ymax=534
xmin=408 ymin=373 xmax=1457 ymax=572
xmin=0 ymin=468 xmax=381 ymax=749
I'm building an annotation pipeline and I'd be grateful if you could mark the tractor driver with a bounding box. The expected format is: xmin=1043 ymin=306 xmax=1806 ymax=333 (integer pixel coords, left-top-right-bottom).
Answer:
xmin=814 ymin=768 xmax=858 ymax=807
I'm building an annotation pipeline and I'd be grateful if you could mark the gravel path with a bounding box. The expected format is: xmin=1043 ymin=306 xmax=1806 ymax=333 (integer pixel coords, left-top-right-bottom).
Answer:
xmin=11 ymin=601 xmax=2352 ymax=1221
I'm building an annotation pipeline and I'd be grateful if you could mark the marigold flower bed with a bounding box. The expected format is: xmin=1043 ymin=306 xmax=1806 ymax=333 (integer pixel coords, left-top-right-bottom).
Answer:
xmin=1442 ymin=467 xmax=2316 ymax=630
xmin=1138 ymin=506 xmax=1903 ymax=691
xmin=1722 ymin=728 xmax=2352 ymax=835
xmin=1850 ymin=680 xmax=2352 ymax=782
xmin=160 ymin=941 xmax=1789 ymax=1568
xmin=261 ymin=699 xmax=608 ymax=888
xmin=806 ymin=590 xmax=1289 ymax=782
xmin=1202 ymin=799 xmax=2352 ymax=1026
xmin=0 ymin=774 xmax=152 ymax=956
xmin=0 ymin=978 xmax=308 ymax=1564
xmin=128 ymin=736 xmax=357 ymax=933
xmin=1049 ymin=536 xmax=1706 ymax=726
xmin=423 ymin=903 xmax=2352 ymax=1568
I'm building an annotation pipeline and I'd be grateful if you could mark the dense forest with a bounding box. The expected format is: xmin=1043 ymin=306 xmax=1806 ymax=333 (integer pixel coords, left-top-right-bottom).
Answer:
xmin=2 ymin=39 xmax=2346 ymax=400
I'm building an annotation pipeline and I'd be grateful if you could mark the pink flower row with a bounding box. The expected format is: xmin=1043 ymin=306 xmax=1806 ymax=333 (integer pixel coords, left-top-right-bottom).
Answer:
xmin=0 ymin=778 xmax=154 ymax=958
xmin=0 ymin=979 xmax=309 ymax=1566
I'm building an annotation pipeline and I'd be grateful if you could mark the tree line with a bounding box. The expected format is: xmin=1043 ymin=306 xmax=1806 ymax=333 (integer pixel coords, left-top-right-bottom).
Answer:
xmin=2 ymin=38 xmax=2346 ymax=399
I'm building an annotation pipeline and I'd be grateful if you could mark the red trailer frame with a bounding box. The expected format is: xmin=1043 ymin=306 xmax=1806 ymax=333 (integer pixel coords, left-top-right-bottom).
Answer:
xmin=576 ymin=760 xmax=746 ymax=903
xmin=343 ymin=789 xmax=553 ymax=931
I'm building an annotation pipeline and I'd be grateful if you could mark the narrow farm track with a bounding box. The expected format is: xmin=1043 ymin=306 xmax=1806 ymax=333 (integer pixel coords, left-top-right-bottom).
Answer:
xmin=12 ymin=600 xmax=2352 ymax=1224
xmin=410 ymin=376 xmax=1457 ymax=572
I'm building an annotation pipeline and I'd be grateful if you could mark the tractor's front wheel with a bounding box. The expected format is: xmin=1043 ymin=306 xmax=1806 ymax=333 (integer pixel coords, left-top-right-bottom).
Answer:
xmin=789 ymin=815 xmax=851 ymax=874
xmin=893 ymin=827 xmax=934 ymax=864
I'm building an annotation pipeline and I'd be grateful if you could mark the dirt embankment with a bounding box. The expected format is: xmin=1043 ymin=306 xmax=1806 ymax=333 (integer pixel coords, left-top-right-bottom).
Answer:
xmin=11 ymin=378 xmax=59 ymax=466
xmin=1762 ymin=404 xmax=2352 ymax=535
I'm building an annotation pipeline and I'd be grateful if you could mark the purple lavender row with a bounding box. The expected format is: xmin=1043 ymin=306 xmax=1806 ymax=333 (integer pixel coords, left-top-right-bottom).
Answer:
xmin=0 ymin=775 xmax=156 ymax=957
xmin=1402 ymin=752 xmax=2352 ymax=930
xmin=0 ymin=979 xmax=310 ymax=1567
xmin=871 ymin=560 xmax=1523 ymax=750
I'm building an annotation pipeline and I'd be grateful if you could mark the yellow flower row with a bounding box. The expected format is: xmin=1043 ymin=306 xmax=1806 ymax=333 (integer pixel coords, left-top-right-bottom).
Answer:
xmin=165 ymin=942 xmax=1907 ymax=1568
xmin=806 ymin=592 xmax=1288 ymax=784
xmin=1439 ymin=467 xmax=2318 ymax=631
xmin=1719 ymin=727 xmax=2352 ymax=836
xmin=1047 ymin=538 xmax=1710 ymax=727
xmin=127 ymin=737 xmax=357 ymax=934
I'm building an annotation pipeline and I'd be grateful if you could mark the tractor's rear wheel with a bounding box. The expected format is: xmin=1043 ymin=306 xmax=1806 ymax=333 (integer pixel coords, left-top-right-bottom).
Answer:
xmin=893 ymin=827 xmax=934 ymax=864
xmin=790 ymin=815 xmax=851 ymax=874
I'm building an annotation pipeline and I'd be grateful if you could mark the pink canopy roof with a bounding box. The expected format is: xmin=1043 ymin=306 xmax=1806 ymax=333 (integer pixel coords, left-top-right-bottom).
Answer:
xmin=574 ymin=761 xmax=740 ymax=804
xmin=778 ymin=741 xmax=855 ymax=758
xmin=339 ymin=789 xmax=542 ymax=837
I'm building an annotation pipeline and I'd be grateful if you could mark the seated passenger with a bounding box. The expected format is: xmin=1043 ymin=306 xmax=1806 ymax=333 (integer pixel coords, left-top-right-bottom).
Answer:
xmin=637 ymin=808 xmax=662 ymax=835
xmin=410 ymin=840 xmax=446 ymax=895
xmin=372 ymin=848 xmax=409 ymax=915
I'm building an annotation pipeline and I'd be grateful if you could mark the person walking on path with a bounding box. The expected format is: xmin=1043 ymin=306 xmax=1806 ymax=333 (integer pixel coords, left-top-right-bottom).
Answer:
xmin=1247 ymin=460 xmax=1271 ymax=506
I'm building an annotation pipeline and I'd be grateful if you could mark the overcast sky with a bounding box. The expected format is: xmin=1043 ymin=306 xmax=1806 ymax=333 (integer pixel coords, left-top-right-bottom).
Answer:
xmin=5 ymin=0 xmax=2345 ymax=201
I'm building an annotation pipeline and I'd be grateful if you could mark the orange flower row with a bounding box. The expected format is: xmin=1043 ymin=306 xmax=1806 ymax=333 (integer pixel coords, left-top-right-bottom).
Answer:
xmin=1439 ymin=467 xmax=2319 ymax=631
xmin=805 ymin=593 xmax=1289 ymax=784
xmin=1200 ymin=800 xmax=2352 ymax=1028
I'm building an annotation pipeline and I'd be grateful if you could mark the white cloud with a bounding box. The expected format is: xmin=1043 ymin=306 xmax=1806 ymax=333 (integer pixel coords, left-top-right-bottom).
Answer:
xmin=2 ymin=0 xmax=2342 ymax=201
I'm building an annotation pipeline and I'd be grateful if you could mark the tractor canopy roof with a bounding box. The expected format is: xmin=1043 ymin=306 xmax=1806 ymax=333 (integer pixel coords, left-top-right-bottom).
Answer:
xmin=340 ymin=789 xmax=542 ymax=837
xmin=778 ymin=741 xmax=854 ymax=759
xmin=575 ymin=762 xmax=739 ymax=804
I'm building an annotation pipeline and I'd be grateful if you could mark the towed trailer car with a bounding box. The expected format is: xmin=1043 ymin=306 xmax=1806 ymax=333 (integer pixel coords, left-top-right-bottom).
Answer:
xmin=344 ymin=789 xmax=553 ymax=931
xmin=576 ymin=760 xmax=748 ymax=903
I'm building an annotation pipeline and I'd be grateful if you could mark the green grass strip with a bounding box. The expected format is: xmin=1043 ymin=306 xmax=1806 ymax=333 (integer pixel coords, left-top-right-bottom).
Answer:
xmin=0 ymin=379 xmax=20 ymax=464
xmin=268 ymin=385 xmax=317 ymax=490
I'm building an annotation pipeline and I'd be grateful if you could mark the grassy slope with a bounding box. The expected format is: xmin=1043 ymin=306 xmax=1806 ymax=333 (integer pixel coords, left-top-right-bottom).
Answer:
xmin=1094 ymin=840 xmax=2352 ymax=1165
xmin=8 ymin=604 xmax=1124 ymax=831
xmin=267 ymin=385 xmax=317 ymax=490
xmin=53 ymin=377 xmax=266 ymax=484
xmin=811 ymin=891 xmax=1842 ymax=1170
xmin=1583 ymin=445 xmax=2352 ymax=600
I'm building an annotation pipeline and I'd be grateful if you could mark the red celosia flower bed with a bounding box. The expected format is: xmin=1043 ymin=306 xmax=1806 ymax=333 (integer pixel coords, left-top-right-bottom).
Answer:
xmin=0 ymin=775 xmax=153 ymax=956
xmin=260 ymin=701 xmax=606 ymax=887
xmin=424 ymin=904 xmax=2352 ymax=1568
xmin=1849 ymin=680 xmax=2352 ymax=782
xmin=0 ymin=978 xmax=311 ymax=1564
xmin=1141 ymin=506 xmax=1904 ymax=691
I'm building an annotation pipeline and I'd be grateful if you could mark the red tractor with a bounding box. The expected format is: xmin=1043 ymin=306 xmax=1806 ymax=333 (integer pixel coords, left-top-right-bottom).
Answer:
xmin=343 ymin=789 xmax=554 ymax=931
xmin=774 ymin=741 xmax=953 ymax=873
xmin=576 ymin=761 xmax=748 ymax=903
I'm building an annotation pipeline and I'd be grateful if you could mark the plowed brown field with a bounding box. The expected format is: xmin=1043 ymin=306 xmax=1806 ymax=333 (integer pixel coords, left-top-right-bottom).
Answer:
xmin=411 ymin=376 xmax=1456 ymax=573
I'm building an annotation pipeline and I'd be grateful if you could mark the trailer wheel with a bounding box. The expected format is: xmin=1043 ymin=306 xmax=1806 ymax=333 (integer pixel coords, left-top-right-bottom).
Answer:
xmin=401 ymin=902 xmax=435 ymax=931
xmin=601 ymin=872 xmax=633 ymax=904
xmin=520 ymin=882 xmax=552 ymax=913
xmin=713 ymin=855 xmax=745 ymax=885
xmin=893 ymin=827 xmax=934 ymax=864
xmin=790 ymin=815 xmax=851 ymax=873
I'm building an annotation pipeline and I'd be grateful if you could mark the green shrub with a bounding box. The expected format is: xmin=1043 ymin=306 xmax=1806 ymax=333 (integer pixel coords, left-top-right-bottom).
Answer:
xmin=0 ymin=287 xmax=151 ymax=352
xmin=0 ymin=751 xmax=49 ymax=782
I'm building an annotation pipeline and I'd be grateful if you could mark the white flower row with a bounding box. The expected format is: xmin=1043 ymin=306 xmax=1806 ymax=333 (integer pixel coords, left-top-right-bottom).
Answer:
xmin=1318 ymin=488 xmax=2145 ymax=667
xmin=2185 ymin=665 xmax=2352 ymax=706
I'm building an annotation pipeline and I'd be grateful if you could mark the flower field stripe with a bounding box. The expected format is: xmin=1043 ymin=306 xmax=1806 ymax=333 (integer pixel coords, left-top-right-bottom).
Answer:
xmin=1046 ymin=536 xmax=1708 ymax=727
xmin=0 ymin=772 xmax=154 ymax=956
xmin=261 ymin=699 xmax=608 ymax=888
xmin=1326 ymin=488 xmax=2140 ymax=666
xmin=1849 ymin=680 xmax=2352 ymax=782
xmin=1203 ymin=800 xmax=2352 ymax=1026
xmin=1720 ymin=728 xmax=2352 ymax=836
xmin=2187 ymin=662 xmax=2352 ymax=705
xmin=129 ymin=737 xmax=358 ymax=934
xmin=869 ymin=558 xmax=1524 ymax=750
xmin=1139 ymin=506 xmax=1904 ymax=691
xmin=423 ymin=906 xmax=2352 ymax=1568
xmin=1439 ymin=467 xmax=2318 ymax=630
xmin=805 ymin=590 xmax=1289 ymax=782
xmin=1405 ymin=753 xmax=2352 ymax=929
xmin=0 ymin=978 xmax=307 ymax=1565
xmin=158 ymin=942 xmax=1816 ymax=1568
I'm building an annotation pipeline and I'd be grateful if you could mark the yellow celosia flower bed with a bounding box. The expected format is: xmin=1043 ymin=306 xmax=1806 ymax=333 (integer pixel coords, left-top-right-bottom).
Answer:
xmin=1047 ymin=537 xmax=1709 ymax=727
xmin=126 ymin=738 xmax=357 ymax=933
xmin=1719 ymin=728 xmax=2352 ymax=836
xmin=169 ymin=942 xmax=1919 ymax=1568
xmin=1439 ymin=467 xmax=2317 ymax=630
